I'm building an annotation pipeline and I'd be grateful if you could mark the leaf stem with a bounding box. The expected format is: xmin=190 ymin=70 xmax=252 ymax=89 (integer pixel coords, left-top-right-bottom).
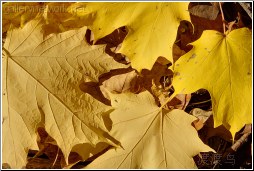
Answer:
xmin=51 ymin=147 xmax=59 ymax=168
xmin=189 ymin=99 xmax=211 ymax=106
xmin=219 ymin=2 xmax=226 ymax=34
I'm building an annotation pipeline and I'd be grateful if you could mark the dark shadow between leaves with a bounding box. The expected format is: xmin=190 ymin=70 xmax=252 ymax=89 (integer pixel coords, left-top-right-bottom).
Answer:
xmin=71 ymin=142 xmax=112 ymax=169
xmin=85 ymin=27 xmax=129 ymax=65
xmin=79 ymin=67 xmax=135 ymax=106
xmin=79 ymin=81 xmax=110 ymax=106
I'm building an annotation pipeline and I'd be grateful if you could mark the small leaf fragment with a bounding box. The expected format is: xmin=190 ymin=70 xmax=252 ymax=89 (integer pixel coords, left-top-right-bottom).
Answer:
xmin=189 ymin=5 xmax=219 ymax=20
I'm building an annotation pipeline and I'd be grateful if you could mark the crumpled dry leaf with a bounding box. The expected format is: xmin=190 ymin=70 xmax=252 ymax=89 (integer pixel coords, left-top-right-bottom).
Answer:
xmin=189 ymin=5 xmax=219 ymax=20
xmin=190 ymin=108 xmax=213 ymax=130
xmin=100 ymin=70 xmax=139 ymax=100
xmin=189 ymin=2 xmax=223 ymax=41
xmin=85 ymin=91 xmax=214 ymax=169
xmin=190 ymin=108 xmax=213 ymax=123
xmin=2 ymin=18 xmax=127 ymax=168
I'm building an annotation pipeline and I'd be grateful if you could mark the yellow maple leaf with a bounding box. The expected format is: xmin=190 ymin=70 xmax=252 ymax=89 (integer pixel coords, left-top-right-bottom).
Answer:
xmin=85 ymin=91 xmax=214 ymax=169
xmin=69 ymin=2 xmax=190 ymax=71
xmin=172 ymin=28 xmax=252 ymax=138
xmin=2 ymin=18 xmax=127 ymax=168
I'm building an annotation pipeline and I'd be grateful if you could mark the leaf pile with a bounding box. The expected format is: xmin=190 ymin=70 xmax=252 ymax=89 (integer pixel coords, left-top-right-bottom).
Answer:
xmin=2 ymin=2 xmax=252 ymax=169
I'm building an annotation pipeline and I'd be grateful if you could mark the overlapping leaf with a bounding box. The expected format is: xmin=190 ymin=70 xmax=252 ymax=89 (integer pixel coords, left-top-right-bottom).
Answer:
xmin=3 ymin=2 xmax=252 ymax=169
xmin=42 ymin=2 xmax=91 ymax=36
xmin=85 ymin=91 xmax=214 ymax=169
xmin=2 ymin=2 xmax=43 ymax=33
xmin=2 ymin=18 xmax=127 ymax=168
xmin=2 ymin=2 xmax=87 ymax=36
xmin=172 ymin=28 xmax=252 ymax=138
xmin=69 ymin=2 xmax=190 ymax=71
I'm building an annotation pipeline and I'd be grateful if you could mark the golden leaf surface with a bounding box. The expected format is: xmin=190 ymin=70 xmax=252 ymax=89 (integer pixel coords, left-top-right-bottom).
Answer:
xmin=69 ymin=2 xmax=190 ymax=71
xmin=2 ymin=2 xmax=87 ymax=36
xmin=85 ymin=91 xmax=214 ymax=169
xmin=42 ymin=2 xmax=91 ymax=36
xmin=172 ymin=28 xmax=252 ymax=138
xmin=2 ymin=18 xmax=126 ymax=168
xmin=2 ymin=2 xmax=43 ymax=33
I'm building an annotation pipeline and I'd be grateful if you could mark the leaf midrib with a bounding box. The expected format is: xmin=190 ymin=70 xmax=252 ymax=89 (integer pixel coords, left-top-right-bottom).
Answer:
xmin=7 ymin=56 xmax=110 ymax=144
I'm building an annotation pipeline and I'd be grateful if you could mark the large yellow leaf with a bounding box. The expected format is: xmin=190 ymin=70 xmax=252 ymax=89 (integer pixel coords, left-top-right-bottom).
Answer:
xmin=2 ymin=50 xmax=41 ymax=169
xmin=2 ymin=18 xmax=127 ymax=168
xmin=69 ymin=2 xmax=190 ymax=71
xmin=172 ymin=28 xmax=252 ymax=138
xmin=85 ymin=91 xmax=214 ymax=169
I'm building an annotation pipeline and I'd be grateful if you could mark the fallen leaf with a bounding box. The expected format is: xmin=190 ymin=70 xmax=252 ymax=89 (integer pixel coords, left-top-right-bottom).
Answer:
xmin=100 ymin=70 xmax=139 ymax=97
xmin=189 ymin=5 xmax=219 ymax=20
xmin=172 ymin=28 xmax=252 ymax=138
xmin=190 ymin=108 xmax=213 ymax=130
xmin=85 ymin=91 xmax=214 ymax=169
xmin=189 ymin=2 xmax=223 ymax=41
xmin=2 ymin=49 xmax=41 ymax=169
xmin=69 ymin=2 xmax=190 ymax=71
xmin=2 ymin=18 xmax=127 ymax=168
xmin=190 ymin=108 xmax=213 ymax=123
